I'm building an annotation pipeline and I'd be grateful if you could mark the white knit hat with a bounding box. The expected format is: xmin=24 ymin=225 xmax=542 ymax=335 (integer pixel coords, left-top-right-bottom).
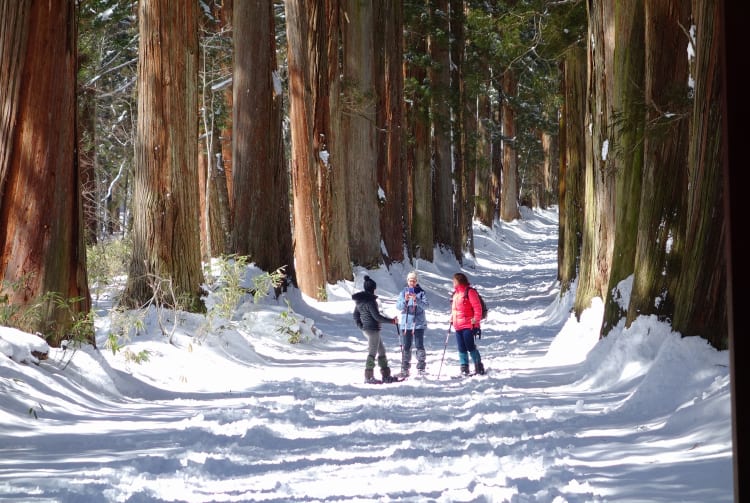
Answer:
xmin=407 ymin=271 xmax=418 ymax=281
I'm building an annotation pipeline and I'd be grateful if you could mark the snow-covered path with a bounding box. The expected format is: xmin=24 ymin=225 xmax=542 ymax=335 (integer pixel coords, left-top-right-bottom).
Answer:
xmin=0 ymin=208 xmax=733 ymax=502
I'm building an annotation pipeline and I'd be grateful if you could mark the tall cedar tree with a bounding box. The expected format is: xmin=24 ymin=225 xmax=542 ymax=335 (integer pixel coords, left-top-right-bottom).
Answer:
xmin=198 ymin=0 xmax=232 ymax=259
xmin=429 ymin=0 xmax=454 ymax=251
xmin=374 ymin=0 xmax=407 ymax=265
xmin=285 ymin=0 xmax=352 ymax=300
xmin=403 ymin=1 xmax=434 ymax=262
xmin=0 ymin=0 xmax=92 ymax=346
xmin=451 ymin=0 xmax=471 ymax=259
xmin=121 ymin=0 xmax=205 ymax=312
xmin=341 ymin=0 xmax=381 ymax=268
xmin=672 ymin=0 xmax=726 ymax=349
xmin=626 ymin=0 xmax=691 ymax=325
xmin=500 ymin=68 xmax=521 ymax=222
xmin=231 ymin=0 xmax=295 ymax=281
xmin=600 ymin=0 xmax=646 ymax=336
xmin=557 ymin=46 xmax=586 ymax=296
xmin=574 ymin=0 xmax=617 ymax=316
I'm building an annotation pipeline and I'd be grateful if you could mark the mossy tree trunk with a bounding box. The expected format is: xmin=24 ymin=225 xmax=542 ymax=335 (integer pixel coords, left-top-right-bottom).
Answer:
xmin=600 ymin=0 xmax=646 ymax=336
xmin=672 ymin=0 xmax=727 ymax=349
xmin=558 ymin=47 xmax=586 ymax=296
xmin=574 ymin=0 xmax=617 ymax=317
xmin=626 ymin=0 xmax=691 ymax=325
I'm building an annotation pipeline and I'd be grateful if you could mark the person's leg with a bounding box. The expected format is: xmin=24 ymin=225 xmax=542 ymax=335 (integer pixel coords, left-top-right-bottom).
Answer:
xmin=400 ymin=331 xmax=413 ymax=376
xmin=464 ymin=331 xmax=484 ymax=374
xmin=363 ymin=330 xmax=379 ymax=382
xmin=455 ymin=328 xmax=471 ymax=375
xmin=414 ymin=329 xmax=426 ymax=372
xmin=376 ymin=332 xmax=392 ymax=382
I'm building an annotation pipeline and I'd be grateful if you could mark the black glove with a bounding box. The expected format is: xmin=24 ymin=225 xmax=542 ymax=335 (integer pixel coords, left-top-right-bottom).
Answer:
xmin=473 ymin=327 xmax=481 ymax=339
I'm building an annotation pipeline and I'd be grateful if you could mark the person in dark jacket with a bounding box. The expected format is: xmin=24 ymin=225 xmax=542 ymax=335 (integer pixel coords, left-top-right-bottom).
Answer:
xmin=352 ymin=275 xmax=399 ymax=383
xmin=396 ymin=270 xmax=429 ymax=377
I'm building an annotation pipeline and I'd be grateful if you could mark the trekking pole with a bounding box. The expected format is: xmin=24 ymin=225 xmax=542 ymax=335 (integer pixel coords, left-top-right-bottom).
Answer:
xmin=437 ymin=321 xmax=452 ymax=379
xmin=400 ymin=301 xmax=411 ymax=365
xmin=394 ymin=320 xmax=403 ymax=361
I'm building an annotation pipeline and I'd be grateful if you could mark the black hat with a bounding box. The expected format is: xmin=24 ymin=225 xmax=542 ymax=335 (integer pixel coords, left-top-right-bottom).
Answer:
xmin=363 ymin=275 xmax=377 ymax=293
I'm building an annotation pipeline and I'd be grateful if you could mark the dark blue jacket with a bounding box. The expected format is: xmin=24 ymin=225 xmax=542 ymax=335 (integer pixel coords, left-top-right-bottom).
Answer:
xmin=352 ymin=291 xmax=394 ymax=331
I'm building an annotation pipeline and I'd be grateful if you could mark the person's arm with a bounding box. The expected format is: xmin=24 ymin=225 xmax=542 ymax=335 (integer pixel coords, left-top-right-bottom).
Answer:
xmin=396 ymin=290 xmax=406 ymax=311
xmin=370 ymin=300 xmax=398 ymax=325
xmin=353 ymin=306 xmax=363 ymax=329
xmin=415 ymin=289 xmax=428 ymax=310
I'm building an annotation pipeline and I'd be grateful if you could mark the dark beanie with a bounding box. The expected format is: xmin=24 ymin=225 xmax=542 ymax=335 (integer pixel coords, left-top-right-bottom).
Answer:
xmin=363 ymin=275 xmax=377 ymax=293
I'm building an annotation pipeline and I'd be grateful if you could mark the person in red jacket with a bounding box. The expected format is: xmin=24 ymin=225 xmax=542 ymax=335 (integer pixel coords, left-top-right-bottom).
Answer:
xmin=450 ymin=272 xmax=485 ymax=375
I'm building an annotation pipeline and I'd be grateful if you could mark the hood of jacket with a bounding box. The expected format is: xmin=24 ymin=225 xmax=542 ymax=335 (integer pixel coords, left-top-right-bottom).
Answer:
xmin=352 ymin=291 xmax=378 ymax=303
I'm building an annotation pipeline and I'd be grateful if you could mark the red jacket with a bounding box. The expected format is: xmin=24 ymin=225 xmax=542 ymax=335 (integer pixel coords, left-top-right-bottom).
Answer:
xmin=451 ymin=284 xmax=482 ymax=330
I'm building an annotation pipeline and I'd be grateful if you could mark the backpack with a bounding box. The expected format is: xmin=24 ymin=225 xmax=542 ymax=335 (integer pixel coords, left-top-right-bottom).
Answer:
xmin=463 ymin=287 xmax=488 ymax=320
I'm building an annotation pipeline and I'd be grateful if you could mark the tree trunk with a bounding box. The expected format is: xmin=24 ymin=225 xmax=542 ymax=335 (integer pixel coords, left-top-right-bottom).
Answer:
xmin=231 ymin=0 xmax=294 ymax=279
xmin=558 ymin=47 xmax=586 ymax=296
xmin=475 ymin=91 xmax=493 ymax=227
xmin=285 ymin=0 xmax=350 ymax=299
xmin=574 ymin=0 xmax=617 ymax=317
xmin=77 ymin=86 xmax=98 ymax=245
xmin=626 ymin=0 xmax=691 ymax=325
xmin=341 ymin=0 xmax=380 ymax=267
xmin=672 ymin=0 xmax=727 ymax=349
xmin=374 ymin=0 xmax=406 ymax=265
xmin=0 ymin=0 xmax=92 ymax=346
xmin=540 ymin=131 xmax=555 ymax=209
xmin=500 ymin=69 xmax=520 ymax=222
xmin=198 ymin=0 xmax=232 ymax=260
xmin=450 ymin=0 xmax=469 ymax=259
xmin=122 ymin=0 xmax=205 ymax=312
xmin=404 ymin=8 xmax=434 ymax=262
xmin=600 ymin=0 xmax=646 ymax=336
xmin=491 ymin=77 xmax=503 ymax=223
xmin=322 ymin=2 xmax=351 ymax=284
xmin=430 ymin=0 xmax=454 ymax=251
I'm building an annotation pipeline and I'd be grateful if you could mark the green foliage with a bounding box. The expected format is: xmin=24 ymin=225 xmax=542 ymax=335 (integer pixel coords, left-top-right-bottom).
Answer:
xmin=205 ymin=254 xmax=250 ymax=321
xmin=0 ymin=275 xmax=92 ymax=351
xmin=87 ymin=237 xmax=131 ymax=298
xmin=0 ymin=274 xmax=35 ymax=328
xmin=276 ymin=299 xmax=305 ymax=344
xmin=250 ymin=266 xmax=287 ymax=304
xmin=104 ymin=332 xmax=150 ymax=364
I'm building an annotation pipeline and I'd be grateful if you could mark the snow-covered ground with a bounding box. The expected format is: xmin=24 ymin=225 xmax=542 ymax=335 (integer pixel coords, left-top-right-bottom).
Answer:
xmin=0 ymin=207 xmax=733 ymax=502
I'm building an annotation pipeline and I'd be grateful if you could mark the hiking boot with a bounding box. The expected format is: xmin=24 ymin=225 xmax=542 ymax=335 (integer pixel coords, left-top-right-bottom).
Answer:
xmin=365 ymin=369 xmax=379 ymax=384
xmin=460 ymin=364 xmax=470 ymax=376
xmin=381 ymin=366 xmax=393 ymax=383
xmin=475 ymin=362 xmax=485 ymax=375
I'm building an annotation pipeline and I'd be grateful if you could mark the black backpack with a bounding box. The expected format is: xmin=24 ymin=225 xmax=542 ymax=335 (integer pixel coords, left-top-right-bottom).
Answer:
xmin=463 ymin=286 xmax=488 ymax=320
